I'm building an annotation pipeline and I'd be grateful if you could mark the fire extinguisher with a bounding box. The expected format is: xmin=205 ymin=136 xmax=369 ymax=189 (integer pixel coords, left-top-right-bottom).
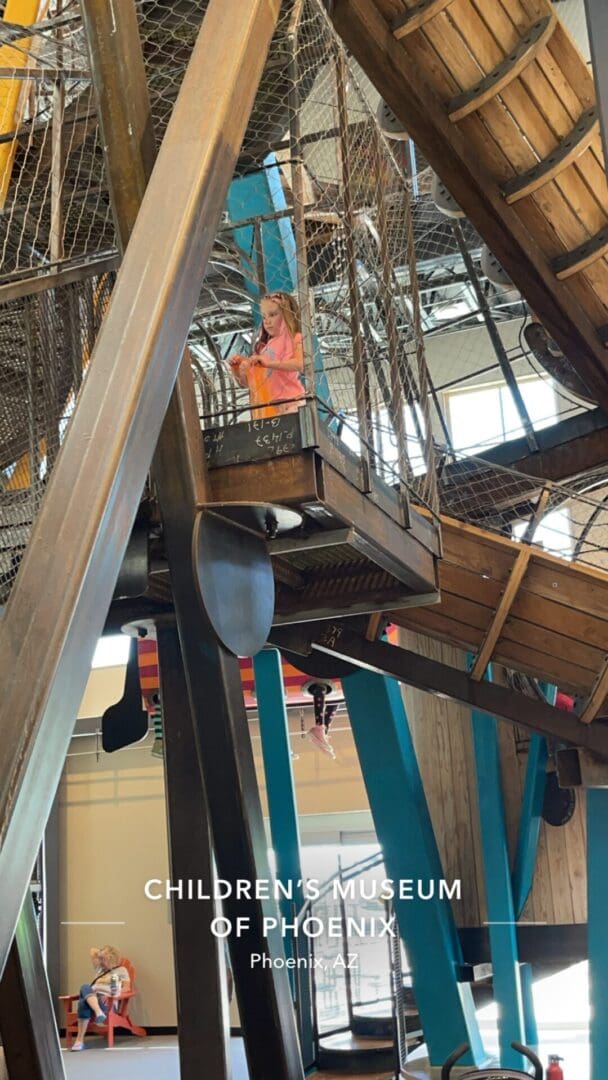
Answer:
xmin=547 ymin=1054 xmax=564 ymax=1079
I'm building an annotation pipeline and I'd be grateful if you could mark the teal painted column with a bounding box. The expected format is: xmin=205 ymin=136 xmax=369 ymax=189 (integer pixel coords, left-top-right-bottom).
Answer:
xmin=587 ymin=787 xmax=608 ymax=1080
xmin=519 ymin=964 xmax=538 ymax=1049
xmin=471 ymin=700 xmax=526 ymax=1071
xmin=512 ymin=684 xmax=555 ymax=920
xmin=227 ymin=154 xmax=297 ymax=302
xmin=253 ymin=648 xmax=314 ymax=1068
xmin=226 ymin=156 xmax=332 ymax=409
xmin=343 ymin=668 xmax=485 ymax=1067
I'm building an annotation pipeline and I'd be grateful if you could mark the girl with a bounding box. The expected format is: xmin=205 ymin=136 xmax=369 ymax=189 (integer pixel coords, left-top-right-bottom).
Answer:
xmin=71 ymin=945 xmax=131 ymax=1051
xmin=230 ymin=291 xmax=304 ymax=418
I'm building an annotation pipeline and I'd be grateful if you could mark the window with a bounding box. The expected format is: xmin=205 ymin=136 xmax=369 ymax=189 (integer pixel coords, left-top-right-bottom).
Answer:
xmin=92 ymin=635 xmax=131 ymax=668
xmin=446 ymin=376 xmax=557 ymax=456
xmin=513 ymin=507 xmax=572 ymax=559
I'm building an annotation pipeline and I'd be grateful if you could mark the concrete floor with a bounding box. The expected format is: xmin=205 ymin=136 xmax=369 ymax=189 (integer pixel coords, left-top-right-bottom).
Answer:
xmin=58 ymin=1028 xmax=589 ymax=1079
xmin=61 ymin=1036 xmax=248 ymax=1079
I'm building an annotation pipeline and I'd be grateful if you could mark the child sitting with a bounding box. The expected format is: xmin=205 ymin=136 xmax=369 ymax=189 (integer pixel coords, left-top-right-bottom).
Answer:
xmin=71 ymin=945 xmax=131 ymax=1051
xmin=229 ymin=291 xmax=304 ymax=419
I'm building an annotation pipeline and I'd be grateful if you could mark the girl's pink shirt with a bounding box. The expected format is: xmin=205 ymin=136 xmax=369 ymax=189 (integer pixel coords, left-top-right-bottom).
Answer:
xmin=256 ymin=329 xmax=303 ymax=405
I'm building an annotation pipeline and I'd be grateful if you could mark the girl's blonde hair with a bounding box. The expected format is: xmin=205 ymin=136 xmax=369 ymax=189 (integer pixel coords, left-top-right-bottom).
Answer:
xmin=255 ymin=291 xmax=301 ymax=350
xmin=97 ymin=945 xmax=121 ymax=969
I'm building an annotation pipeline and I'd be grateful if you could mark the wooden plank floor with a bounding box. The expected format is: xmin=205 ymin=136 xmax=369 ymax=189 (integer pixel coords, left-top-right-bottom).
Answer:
xmin=394 ymin=514 xmax=608 ymax=696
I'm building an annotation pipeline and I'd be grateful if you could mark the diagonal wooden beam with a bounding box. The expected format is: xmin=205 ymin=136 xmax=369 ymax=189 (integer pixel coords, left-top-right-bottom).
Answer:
xmin=0 ymin=0 xmax=281 ymax=979
xmin=303 ymin=622 xmax=608 ymax=757
xmin=469 ymin=546 xmax=532 ymax=682
xmin=469 ymin=487 xmax=551 ymax=681
xmin=328 ymin=0 xmax=608 ymax=410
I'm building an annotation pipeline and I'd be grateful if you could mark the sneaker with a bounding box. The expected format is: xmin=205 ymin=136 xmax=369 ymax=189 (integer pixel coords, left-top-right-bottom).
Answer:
xmin=95 ymin=1013 xmax=106 ymax=1025
xmin=71 ymin=1043 xmax=85 ymax=1051
xmin=306 ymin=724 xmax=336 ymax=759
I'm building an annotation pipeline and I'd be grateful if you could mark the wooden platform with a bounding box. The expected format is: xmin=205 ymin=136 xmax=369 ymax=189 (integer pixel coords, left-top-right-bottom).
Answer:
xmin=393 ymin=514 xmax=608 ymax=712
xmin=203 ymin=411 xmax=441 ymax=623
xmin=329 ymin=0 xmax=608 ymax=409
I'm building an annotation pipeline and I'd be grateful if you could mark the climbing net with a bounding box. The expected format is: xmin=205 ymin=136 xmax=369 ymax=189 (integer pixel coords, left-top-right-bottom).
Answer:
xmin=187 ymin=0 xmax=439 ymax=516
xmin=0 ymin=1 xmax=114 ymax=287
xmin=437 ymin=444 xmax=608 ymax=572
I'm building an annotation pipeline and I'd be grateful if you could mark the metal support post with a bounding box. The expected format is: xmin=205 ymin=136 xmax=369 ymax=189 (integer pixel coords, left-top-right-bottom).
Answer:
xmin=253 ymin=647 xmax=314 ymax=1068
xmin=587 ymin=787 xmax=608 ymax=1080
xmin=452 ymin=222 xmax=538 ymax=453
xmin=342 ymin=668 xmax=485 ymax=1067
xmin=584 ymin=0 xmax=608 ymax=177
xmin=471 ymin=685 xmax=526 ymax=1071
xmin=0 ymin=896 xmax=65 ymax=1079
xmin=512 ymin=684 xmax=556 ymax=919
xmin=519 ymin=963 xmax=538 ymax=1050
xmin=157 ymin=623 xmax=231 ymax=1080
xmin=335 ymin=49 xmax=374 ymax=489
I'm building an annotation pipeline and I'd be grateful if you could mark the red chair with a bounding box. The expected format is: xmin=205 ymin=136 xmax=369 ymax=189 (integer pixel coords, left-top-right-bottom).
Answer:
xmin=60 ymin=957 xmax=147 ymax=1048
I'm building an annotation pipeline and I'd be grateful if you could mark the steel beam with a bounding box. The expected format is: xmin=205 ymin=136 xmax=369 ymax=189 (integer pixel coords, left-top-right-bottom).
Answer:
xmin=157 ymin=623 xmax=230 ymax=1080
xmin=0 ymin=897 xmax=64 ymax=1079
xmin=584 ymin=0 xmax=608 ymax=180
xmin=342 ymin=668 xmax=485 ymax=1066
xmin=511 ymin=685 xmax=556 ymax=920
xmin=471 ymin=693 xmax=526 ymax=1071
xmin=0 ymin=0 xmax=283 ymax=978
xmin=310 ymin=624 xmax=608 ymax=756
xmin=253 ymin=648 xmax=314 ymax=1068
xmin=587 ymin=787 xmax=608 ymax=1080
xmin=80 ymin=0 xmax=156 ymax=252
xmin=152 ymin=367 xmax=305 ymax=1080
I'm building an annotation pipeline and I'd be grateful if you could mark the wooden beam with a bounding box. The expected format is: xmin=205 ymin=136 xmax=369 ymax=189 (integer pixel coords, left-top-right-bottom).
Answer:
xmin=580 ymin=659 xmax=608 ymax=724
xmin=328 ymin=0 xmax=608 ymax=410
xmin=309 ymin=623 xmax=608 ymax=758
xmin=0 ymin=0 xmax=282 ymax=980
xmin=469 ymin=547 xmax=531 ymax=681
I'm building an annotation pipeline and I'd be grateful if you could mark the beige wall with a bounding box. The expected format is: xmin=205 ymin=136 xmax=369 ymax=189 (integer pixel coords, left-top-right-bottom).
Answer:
xmin=59 ymin=741 xmax=176 ymax=1027
xmin=61 ymin=642 xmax=588 ymax=1026
xmin=59 ymin=664 xmax=371 ymax=1026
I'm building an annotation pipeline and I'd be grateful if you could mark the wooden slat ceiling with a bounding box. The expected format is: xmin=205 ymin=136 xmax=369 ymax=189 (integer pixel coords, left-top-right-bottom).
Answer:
xmin=393 ymin=515 xmax=608 ymax=714
xmin=329 ymin=0 xmax=608 ymax=408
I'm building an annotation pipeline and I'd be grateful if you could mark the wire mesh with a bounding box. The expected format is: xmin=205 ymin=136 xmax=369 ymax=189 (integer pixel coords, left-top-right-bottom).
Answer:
xmin=0 ymin=270 xmax=112 ymax=602
xmin=437 ymin=444 xmax=608 ymax=571
xmin=192 ymin=0 xmax=438 ymax=515
xmin=0 ymin=0 xmax=114 ymax=287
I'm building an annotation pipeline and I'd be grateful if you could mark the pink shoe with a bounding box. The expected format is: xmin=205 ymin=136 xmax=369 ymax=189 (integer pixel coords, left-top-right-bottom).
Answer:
xmin=307 ymin=724 xmax=336 ymax=759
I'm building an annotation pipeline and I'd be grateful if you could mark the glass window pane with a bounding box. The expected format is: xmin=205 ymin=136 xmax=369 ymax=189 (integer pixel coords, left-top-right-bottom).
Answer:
xmin=448 ymin=385 xmax=504 ymax=455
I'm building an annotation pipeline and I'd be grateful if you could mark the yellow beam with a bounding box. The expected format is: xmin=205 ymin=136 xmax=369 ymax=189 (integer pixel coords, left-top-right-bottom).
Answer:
xmin=0 ymin=0 xmax=47 ymax=211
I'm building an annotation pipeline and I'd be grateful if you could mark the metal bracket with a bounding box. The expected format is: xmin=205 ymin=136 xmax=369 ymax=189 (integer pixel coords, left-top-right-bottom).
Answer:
xmin=393 ymin=0 xmax=455 ymax=40
xmin=553 ymin=223 xmax=608 ymax=280
xmin=448 ymin=15 xmax=557 ymax=123
xmin=503 ymin=107 xmax=599 ymax=204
